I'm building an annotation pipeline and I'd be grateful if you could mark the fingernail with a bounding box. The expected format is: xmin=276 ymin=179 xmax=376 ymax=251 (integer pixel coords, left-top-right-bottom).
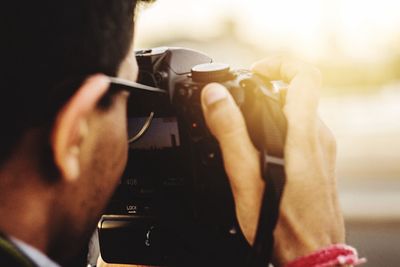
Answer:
xmin=203 ymin=83 xmax=228 ymax=106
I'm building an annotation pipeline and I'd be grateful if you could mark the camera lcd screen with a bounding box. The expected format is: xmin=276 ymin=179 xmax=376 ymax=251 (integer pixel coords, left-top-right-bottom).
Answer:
xmin=117 ymin=116 xmax=185 ymax=202
xmin=128 ymin=117 xmax=180 ymax=149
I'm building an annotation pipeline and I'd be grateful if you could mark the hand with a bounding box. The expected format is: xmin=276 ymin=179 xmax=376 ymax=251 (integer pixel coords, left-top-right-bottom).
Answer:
xmin=200 ymin=57 xmax=345 ymax=266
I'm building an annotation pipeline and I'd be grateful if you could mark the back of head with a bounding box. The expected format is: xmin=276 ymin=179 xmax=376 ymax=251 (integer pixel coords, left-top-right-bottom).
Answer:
xmin=0 ymin=0 xmax=137 ymax=169
xmin=0 ymin=1 xmax=142 ymax=263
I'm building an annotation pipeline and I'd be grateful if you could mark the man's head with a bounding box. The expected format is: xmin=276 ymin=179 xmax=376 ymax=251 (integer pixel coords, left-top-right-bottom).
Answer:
xmin=0 ymin=0 xmax=145 ymax=263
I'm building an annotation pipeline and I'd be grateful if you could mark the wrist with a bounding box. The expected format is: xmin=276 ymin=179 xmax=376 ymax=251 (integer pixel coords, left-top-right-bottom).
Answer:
xmin=273 ymin=226 xmax=337 ymax=266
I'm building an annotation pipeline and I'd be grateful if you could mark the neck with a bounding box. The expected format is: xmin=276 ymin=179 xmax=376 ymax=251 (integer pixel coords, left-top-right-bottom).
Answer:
xmin=0 ymin=156 xmax=58 ymax=260
xmin=0 ymin=182 xmax=55 ymax=255
xmin=0 ymin=130 xmax=94 ymax=265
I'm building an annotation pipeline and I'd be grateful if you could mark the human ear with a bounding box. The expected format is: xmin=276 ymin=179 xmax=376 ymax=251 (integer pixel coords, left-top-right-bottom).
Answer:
xmin=51 ymin=74 xmax=110 ymax=181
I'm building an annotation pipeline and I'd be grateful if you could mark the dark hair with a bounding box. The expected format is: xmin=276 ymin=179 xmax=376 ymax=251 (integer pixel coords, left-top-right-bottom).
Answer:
xmin=0 ymin=1 xmax=140 ymax=165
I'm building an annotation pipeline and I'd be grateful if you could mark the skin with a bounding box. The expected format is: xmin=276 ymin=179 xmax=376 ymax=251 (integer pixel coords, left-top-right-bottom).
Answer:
xmin=0 ymin=66 xmax=130 ymax=263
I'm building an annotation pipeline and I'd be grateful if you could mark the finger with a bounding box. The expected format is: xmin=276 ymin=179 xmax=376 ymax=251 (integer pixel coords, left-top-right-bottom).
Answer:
xmin=250 ymin=55 xmax=284 ymax=81
xmin=251 ymin=56 xmax=312 ymax=82
xmin=252 ymin=57 xmax=321 ymax=133
xmin=318 ymin=118 xmax=337 ymax=172
xmin=284 ymin=71 xmax=320 ymax=128
xmin=200 ymin=83 xmax=263 ymax=196
xmin=252 ymin=58 xmax=325 ymax=181
xmin=201 ymin=83 xmax=265 ymax=243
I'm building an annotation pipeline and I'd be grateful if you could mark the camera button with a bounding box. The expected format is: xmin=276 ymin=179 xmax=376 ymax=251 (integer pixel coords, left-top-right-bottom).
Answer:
xmin=145 ymin=225 xmax=156 ymax=247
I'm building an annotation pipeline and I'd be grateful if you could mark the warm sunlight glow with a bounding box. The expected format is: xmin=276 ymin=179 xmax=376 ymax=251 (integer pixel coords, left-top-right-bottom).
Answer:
xmin=136 ymin=0 xmax=400 ymax=62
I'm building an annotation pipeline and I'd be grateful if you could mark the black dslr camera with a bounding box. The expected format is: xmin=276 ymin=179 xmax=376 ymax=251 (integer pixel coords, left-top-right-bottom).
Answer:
xmin=98 ymin=47 xmax=287 ymax=266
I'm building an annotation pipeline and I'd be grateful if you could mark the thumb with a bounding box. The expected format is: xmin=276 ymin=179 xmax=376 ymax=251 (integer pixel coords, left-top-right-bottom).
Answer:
xmin=200 ymin=83 xmax=263 ymax=197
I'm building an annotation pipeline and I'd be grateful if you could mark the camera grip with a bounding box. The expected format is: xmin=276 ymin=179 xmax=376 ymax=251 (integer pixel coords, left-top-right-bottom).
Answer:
xmin=240 ymin=79 xmax=287 ymax=157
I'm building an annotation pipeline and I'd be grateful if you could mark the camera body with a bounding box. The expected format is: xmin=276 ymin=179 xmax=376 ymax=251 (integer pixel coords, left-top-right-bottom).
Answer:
xmin=98 ymin=47 xmax=286 ymax=266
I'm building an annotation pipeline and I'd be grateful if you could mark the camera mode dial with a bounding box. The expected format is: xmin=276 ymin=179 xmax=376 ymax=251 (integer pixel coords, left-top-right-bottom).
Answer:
xmin=191 ymin=63 xmax=231 ymax=82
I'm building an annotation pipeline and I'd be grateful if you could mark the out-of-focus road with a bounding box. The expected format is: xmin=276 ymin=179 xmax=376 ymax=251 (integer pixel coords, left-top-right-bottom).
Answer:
xmin=340 ymin=180 xmax=400 ymax=266
xmin=346 ymin=221 xmax=400 ymax=267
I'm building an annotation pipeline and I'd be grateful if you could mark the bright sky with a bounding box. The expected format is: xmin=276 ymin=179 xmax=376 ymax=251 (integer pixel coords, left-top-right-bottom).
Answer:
xmin=135 ymin=0 xmax=400 ymax=62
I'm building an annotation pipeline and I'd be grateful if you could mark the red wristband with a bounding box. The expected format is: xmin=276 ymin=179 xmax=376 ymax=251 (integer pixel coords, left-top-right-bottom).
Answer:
xmin=284 ymin=244 xmax=366 ymax=267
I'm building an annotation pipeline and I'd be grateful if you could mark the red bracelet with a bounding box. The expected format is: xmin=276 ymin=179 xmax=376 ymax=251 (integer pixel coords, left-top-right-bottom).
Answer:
xmin=284 ymin=244 xmax=367 ymax=267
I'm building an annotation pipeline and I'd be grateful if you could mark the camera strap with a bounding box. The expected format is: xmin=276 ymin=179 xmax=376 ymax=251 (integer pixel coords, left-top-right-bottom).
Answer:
xmin=247 ymin=151 xmax=286 ymax=267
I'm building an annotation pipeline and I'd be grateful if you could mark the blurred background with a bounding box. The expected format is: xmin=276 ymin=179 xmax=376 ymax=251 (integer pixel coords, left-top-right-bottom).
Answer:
xmin=134 ymin=0 xmax=400 ymax=265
